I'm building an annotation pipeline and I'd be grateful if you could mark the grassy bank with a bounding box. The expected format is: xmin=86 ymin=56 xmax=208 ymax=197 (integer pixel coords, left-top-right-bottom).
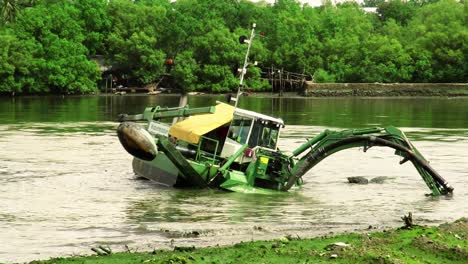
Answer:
xmin=29 ymin=218 xmax=467 ymax=264
xmin=304 ymin=83 xmax=468 ymax=97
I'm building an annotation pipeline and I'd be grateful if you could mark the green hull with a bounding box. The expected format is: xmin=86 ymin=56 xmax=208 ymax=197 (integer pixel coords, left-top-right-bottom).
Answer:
xmin=133 ymin=154 xmax=179 ymax=187
xmin=132 ymin=152 xmax=220 ymax=188
xmin=133 ymin=152 xmax=277 ymax=194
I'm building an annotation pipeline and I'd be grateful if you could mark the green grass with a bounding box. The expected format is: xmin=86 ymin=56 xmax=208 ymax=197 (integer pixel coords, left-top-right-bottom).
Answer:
xmin=29 ymin=218 xmax=467 ymax=264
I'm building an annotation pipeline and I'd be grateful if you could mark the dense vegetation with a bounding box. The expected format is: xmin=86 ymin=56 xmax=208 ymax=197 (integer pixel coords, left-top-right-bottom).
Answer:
xmin=0 ymin=0 xmax=466 ymax=94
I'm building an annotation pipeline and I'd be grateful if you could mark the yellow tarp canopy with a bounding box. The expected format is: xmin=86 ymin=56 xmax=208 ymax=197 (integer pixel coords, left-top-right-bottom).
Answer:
xmin=169 ymin=103 xmax=235 ymax=144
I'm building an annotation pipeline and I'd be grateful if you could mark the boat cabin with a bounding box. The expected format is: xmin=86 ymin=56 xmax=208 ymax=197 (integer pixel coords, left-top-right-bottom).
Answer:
xmin=167 ymin=103 xmax=284 ymax=164
xmin=220 ymin=108 xmax=284 ymax=162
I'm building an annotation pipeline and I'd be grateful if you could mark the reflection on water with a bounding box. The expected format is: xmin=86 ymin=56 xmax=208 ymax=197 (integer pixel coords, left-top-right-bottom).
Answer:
xmin=1 ymin=95 xmax=468 ymax=128
xmin=0 ymin=95 xmax=468 ymax=263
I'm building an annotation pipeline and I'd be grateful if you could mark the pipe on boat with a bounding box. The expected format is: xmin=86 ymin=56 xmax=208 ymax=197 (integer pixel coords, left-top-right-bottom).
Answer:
xmin=175 ymin=145 xmax=197 ymax=158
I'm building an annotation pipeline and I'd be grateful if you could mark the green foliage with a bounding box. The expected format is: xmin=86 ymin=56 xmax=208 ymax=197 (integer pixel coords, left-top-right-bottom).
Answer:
xmin=362 ymin=0 xmax=386 ymax=7
xmin=358 ymin=35 xmax=413 ymax=82
xmin=73 ymin=0 xmax=110 ymax=55
xmin=0 ymin=0 xmax=101 ymax=94
xmin=0 ymin=0 xmax=466 ymax=94
xmin=172 ymin=51 xmax=199 ymax=91
xmin=404 ymin=0 xmax=467 ymax=82
xmin=0 ymin=0 xmax=18 ymax=24
xmin=377 ymin=0 xmax=417 ymax=25
xmin=0 ymin=29 xmax=36 ymax=93
xmin=314 ymin=68 xmax=336 ymax=83
xmin=245 ymin=66 xmax=270 ymax=91
xmin=29 ymin=219 xmax=468 ymax=264
xmin=198 ymin=64 xmax=238 ymax=92
xmin=106 ymin=0 xmax=167 ymax=85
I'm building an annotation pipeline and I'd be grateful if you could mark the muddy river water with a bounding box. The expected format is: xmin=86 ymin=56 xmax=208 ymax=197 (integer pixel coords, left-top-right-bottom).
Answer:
xmin=0 ymin=95 xmax=467 ymax=263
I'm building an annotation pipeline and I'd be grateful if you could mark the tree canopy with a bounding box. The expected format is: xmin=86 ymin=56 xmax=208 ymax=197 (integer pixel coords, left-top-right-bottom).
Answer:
xmin=0 ymin=0 xmax=466 ymax=94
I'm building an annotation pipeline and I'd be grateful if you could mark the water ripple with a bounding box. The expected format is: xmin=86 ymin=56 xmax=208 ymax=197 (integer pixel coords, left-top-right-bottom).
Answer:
xmin=0 ymin=123 xmax=466 ymax=263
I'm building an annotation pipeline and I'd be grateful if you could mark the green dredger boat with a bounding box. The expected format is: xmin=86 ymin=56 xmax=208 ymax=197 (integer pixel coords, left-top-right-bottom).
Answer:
xmin=117 ymin=24 xmax=453 ymax=196
xmin=117 ymin=102 xmax=453 ymax=195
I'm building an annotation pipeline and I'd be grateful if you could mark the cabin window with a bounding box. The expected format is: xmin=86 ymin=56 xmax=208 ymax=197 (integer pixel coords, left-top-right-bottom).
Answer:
xmin=228 ymin=117 xmax=253 ymax=144
xmin=248 ymin=121 xmax=280 ymax=149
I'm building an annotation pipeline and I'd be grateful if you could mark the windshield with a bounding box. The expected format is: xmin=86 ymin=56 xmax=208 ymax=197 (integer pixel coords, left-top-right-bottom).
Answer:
xmin=227 ymin=117 xmax=253 ymax=144
xmin=248 ymin=121 xmax=280 ymax=149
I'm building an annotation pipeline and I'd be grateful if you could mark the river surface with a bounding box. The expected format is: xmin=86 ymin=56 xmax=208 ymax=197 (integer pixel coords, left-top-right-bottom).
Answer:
xmin=0 ymin=95 xmax=467 ymax=263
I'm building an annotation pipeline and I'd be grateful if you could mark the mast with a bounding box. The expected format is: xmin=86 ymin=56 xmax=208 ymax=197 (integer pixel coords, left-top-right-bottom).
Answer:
xmin=233 ymin=23 xmax=256 ymax=108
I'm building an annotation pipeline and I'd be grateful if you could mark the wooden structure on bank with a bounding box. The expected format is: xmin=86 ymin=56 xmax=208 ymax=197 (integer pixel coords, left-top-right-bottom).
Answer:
xmin=103 ymin=67 xmax=309 ymax=95
xmin=261 ymin=66 xmax=309 ymax=96
xmin=103 ymin=74 xmax=168 ymax=94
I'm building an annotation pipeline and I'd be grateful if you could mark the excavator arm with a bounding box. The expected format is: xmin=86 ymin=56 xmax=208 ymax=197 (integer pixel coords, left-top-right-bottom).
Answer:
xmin=284 ymin=126 xmax=453 ymax=196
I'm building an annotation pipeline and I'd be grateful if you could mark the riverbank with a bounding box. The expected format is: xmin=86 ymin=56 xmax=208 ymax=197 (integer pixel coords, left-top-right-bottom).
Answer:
xmin=28 ymin=218 xmax=467 ymax=264
xmin=100 ymin=82 xmax=468 ymax=97
xmin=3 ymin=83 xmax=468 ymax=98
xmin=303 ymin=82 xmax=468 ymax=97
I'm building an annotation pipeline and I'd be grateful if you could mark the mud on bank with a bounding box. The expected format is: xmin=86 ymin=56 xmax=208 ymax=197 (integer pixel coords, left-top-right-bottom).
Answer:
xmin=29 ymin=218 xmax=467 ymax=264
xmin=303 ymin=83 xmax=468 ymax=97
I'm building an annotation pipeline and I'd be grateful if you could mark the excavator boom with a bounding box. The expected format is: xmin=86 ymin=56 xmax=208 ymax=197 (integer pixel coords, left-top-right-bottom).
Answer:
xmin=288 ymin=126 xmax=453 ymax=196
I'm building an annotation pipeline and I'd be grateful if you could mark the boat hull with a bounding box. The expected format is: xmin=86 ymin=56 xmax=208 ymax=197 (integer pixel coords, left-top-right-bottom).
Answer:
xmin=132 ymin=152 xmax=221 ymax=187
xmin=132 ymin=153 xmax=180 ymax=187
